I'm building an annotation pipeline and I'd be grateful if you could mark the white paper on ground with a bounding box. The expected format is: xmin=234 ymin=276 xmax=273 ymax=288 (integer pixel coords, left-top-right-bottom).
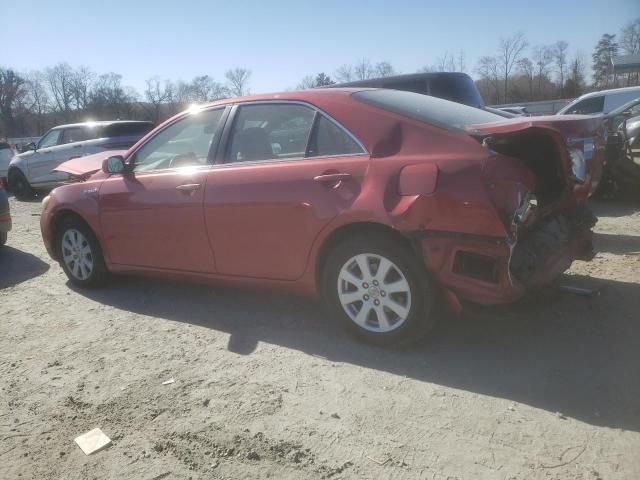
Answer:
xmin=74 ymin=428 xmax=111 ymax=455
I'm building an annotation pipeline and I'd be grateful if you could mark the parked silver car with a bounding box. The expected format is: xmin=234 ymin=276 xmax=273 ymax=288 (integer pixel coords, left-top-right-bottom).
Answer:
xmin=8 ymin=120 xmax=154 ymax=199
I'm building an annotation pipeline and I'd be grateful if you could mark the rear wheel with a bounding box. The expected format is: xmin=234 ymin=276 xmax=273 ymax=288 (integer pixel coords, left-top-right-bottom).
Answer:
xmin=8 ymin=169 xmax=35 ymax=200
xmin=322 ymin=234 xmax=436 ymax=346
xmin=57 ymin=217 xmax=108 ymax=287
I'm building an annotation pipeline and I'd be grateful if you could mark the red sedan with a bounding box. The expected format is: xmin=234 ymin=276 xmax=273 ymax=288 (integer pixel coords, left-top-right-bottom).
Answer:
xmin=41 ymin=89 xmax=603 ymax=345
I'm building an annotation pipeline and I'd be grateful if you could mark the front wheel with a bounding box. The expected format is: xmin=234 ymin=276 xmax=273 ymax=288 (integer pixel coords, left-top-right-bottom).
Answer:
xmin=57 ymin=217 xmax=108 ymax=288
xmin=322 ymin=234 xmax=436 ymax=346
xmin=8 ymin=169 xmax=35 ymax=200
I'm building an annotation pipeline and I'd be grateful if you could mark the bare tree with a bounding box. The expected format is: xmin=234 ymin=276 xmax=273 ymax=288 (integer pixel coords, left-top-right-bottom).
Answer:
xmin=46 ymin=63 xmax=76 ymax=120
xmin=532 ymin=45 xmax=553 ymax=99
xmin=334 ymin=64 xmax=354 ymax=82
xmin=517 ymin=58 xmax=535 ymax=100
xmin=225 ymin=68 xmax=251 ymax=97
xmin=71 ymin=66 xmax=94 ymax=111
xmin=620 ymin=18 xmax=640 ymax=54
xmin=190 ymin=75 xmax=227 ymax=102
xmin=23 ymin=72 xmax=50 ymax=134
xmin=0 ymin=68 xmax=26 ymax=137
xmin=565 ymin=53 xmax=586 ymax=97
xmin=144 ymin=76 xmax=173 ymax=122
xmin=476 ymin=56 xmax=500 ymax=104
xmin=354 ymin=59 xmax=374 ymax=80
xmin=457 ymin=49 xmax=466 ymax=73
xmin=496 ymin=32 xmax=529 ymax=103
xmin=374 ymin=61 xmax=395 ymax=77
xmin=296 ymin=75 xmax=317 ymax=90
xmin=553 ymin=41 xmax=569 ymax=97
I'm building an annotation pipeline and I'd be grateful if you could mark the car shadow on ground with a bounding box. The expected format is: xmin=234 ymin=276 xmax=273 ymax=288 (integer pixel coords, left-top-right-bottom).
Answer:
xmin=73 ymin=272 xmax=640 ymax=433
xmin=0 ymin=246 xmax=50 ymax=288
xmin=594 ymin=232 xmax=640 ymax=255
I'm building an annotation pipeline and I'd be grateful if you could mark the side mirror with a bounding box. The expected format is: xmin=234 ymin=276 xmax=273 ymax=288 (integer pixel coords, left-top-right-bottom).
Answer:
xmin=102 ymin=155 xmax=126 ymax=174
xmin=24 ymin=142 xmax=36 ymax=152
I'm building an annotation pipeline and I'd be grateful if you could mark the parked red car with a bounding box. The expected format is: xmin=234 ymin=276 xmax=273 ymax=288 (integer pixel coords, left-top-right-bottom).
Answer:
xmin=41 ymin=89 xmax=604 ymax=344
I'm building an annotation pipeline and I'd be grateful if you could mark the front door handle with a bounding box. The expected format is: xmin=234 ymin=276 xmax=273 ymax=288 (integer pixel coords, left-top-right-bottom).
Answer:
xmin=176 ymin=183 xmax=202 ymax=194
xmin=313 ymin=173 xmax=352 ymax=183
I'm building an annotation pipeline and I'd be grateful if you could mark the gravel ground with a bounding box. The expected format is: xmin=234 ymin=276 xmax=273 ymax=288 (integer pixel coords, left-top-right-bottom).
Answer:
xmin=1 ymin=196 xmax=639 ymax=480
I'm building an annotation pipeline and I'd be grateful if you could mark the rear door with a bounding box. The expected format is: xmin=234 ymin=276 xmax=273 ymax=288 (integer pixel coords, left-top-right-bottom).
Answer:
xmin=203 ymin=102 xmax=369 ymax=280
xmin=99 ymin=107 xmax=228 ymax=272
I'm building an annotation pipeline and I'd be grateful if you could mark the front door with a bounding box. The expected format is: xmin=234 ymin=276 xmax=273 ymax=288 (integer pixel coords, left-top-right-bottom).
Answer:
xmin=99 ymin=107 xmax=227 ymax=272
xmin=204 ymin=102 xmax=370 ymax=280
xmin=28 ymin=129 xmax=63 ymax=185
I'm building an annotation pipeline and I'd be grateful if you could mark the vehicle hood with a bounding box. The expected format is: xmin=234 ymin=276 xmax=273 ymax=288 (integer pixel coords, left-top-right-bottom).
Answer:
xmin=54 ymin=150 xmax=126 ymax=177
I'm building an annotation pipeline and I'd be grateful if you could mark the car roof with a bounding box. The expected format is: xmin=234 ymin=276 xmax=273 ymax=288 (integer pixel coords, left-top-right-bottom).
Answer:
xmin=51 ymin=120 xmax=154 ymax=130
xmin=571 ymin=86 xmax=640 ymax=101
xmin=199 ymin=88 xmax=372 ymax=109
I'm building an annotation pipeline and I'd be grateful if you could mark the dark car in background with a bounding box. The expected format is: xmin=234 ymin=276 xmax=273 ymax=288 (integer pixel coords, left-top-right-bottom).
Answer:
xmin=331 ymin=72 xmax=485 ymax=108
xmin=8 ymin=120 xmax=155 ymax=199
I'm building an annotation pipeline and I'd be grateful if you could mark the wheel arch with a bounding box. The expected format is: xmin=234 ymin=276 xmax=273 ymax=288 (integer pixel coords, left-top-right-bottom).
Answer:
xmin=50 ymin=208 xmax=96 ymax=257
xmin=314 ymin=221 xmax=424 ymax=291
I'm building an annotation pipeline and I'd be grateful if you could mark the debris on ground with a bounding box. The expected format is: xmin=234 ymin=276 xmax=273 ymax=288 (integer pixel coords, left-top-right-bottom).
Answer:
xmin=74 ymin=428 xmax=112 ymax=455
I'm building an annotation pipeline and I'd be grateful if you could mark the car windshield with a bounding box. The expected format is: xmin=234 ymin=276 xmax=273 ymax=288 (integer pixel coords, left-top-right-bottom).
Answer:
xmin=353 ymin=89 xmax=502 ymax=131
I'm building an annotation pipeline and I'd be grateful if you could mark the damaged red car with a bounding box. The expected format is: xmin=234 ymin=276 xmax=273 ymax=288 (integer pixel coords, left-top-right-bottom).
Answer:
xmin=40 ymin=89 xmax=604 ymax=345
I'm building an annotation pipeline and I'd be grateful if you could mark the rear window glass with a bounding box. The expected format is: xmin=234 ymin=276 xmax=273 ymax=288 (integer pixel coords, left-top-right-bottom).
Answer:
xmin=353 ymin=89 xmax=502 ymax=131
xmin=99 ymin=122 xmax=155 ymax=138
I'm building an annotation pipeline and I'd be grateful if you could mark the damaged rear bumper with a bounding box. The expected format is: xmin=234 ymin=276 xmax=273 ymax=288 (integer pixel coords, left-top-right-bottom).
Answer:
xmin=416 ymin=206 xmax=596 ymax=306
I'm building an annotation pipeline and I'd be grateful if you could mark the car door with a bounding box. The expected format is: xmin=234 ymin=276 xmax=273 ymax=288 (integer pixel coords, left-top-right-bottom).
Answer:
xmin=27 ymin=129 xmax=63 ymax=184
xmin=203 ymin=102 xmax=369 ymax=280
xmin=98 ymin=107 xmax=228 ymax=272
xmin=45 ymin=127 xmax=89 ymax=185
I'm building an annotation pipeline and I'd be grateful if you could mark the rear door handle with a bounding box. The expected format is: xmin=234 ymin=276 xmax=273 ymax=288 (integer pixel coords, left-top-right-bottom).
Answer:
xmin=313 ymin=173 xmax=352 ymax=183
xmin=176 ymin=183 xmax=202 ymax=194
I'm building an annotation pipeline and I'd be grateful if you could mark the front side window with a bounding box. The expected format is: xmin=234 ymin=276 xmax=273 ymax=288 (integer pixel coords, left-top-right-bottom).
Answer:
xmin=38 ymin=130 xmax=62 ymax=149
xmin=307 ymin=115 xmax=364 ymax=157
xmin=132 ymin=108 xmax=224 ymax=172
xmin=564 ymin=96 xmax=605 ymax=115
xmin=227 ymin=104 xmax=314 ymax=163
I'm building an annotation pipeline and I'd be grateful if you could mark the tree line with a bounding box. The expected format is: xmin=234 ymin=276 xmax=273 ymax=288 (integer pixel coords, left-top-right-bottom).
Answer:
xmin=0 ymin=66 xmax=252 ymax=138
xmin=1 ymin=18 xmax=638 ymax=138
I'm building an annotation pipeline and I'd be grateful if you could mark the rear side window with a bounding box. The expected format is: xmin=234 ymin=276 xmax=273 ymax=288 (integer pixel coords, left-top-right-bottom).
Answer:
xmin=102 ymin=122 xmax=155 ymax=138
xmin=307 ymin=115 xmax=364 ymax=157
xmin=353 ymin=89 xmax=501 ymax=131
xmin=564 ymin=96 xmax=605 ymax=115
xmin=61 ymin=127 xmax=88 ymax=144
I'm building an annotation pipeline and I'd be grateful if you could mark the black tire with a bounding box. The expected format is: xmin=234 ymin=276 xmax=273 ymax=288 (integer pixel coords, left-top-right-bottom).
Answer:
xmin=0 ymin=232 xmax=6 ymax=247
xmin=322 ymin=234 xmax=436 ymax=346
xmin=57 ymin=216 xmax=109 ymax=288
xmin=8 ymin=169 xmax=35 ymax=200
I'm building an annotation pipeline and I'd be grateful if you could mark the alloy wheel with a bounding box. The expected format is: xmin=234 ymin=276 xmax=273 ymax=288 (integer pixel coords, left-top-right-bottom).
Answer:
xmin=337 ymin=253 xmax=412 ymax=333
xmin=61 ymin=229 xmax=94 ymax=281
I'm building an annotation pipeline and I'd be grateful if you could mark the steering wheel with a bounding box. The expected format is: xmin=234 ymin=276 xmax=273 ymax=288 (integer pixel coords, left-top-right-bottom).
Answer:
xmin=168 ymin=151 xmax=198 ymax=168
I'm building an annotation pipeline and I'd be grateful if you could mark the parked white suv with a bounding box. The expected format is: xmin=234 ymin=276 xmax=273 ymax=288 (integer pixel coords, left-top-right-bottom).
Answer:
xmin=557 ymin=86 xmax=640 ymax=116
xmin=8 ymin=120 xmax=154 ymax=199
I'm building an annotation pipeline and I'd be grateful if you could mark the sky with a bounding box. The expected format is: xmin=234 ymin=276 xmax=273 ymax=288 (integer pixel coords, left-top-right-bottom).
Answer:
xmin=2 ymin=0 xmax=639 ymax=94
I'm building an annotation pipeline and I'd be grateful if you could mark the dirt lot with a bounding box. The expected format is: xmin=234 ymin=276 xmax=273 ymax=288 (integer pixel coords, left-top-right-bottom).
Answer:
xmin=1 ymin=197 xmax=639 ymax=480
